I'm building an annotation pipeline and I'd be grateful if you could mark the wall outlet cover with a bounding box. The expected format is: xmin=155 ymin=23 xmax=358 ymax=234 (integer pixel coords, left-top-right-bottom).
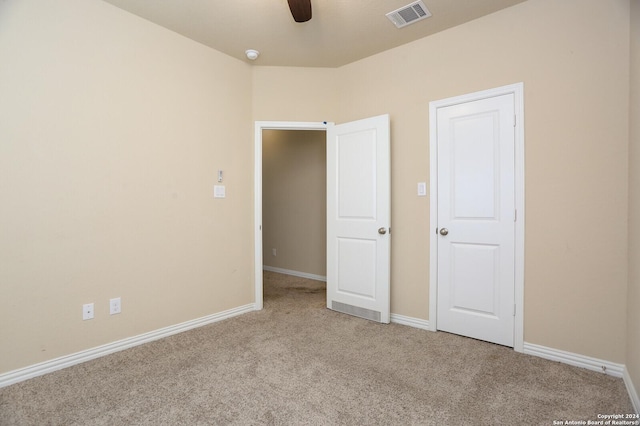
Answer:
xmin=109 ymin=297 xmax=121 ymax=315
xmin=83 ymin=303 xmax=94 ymax=320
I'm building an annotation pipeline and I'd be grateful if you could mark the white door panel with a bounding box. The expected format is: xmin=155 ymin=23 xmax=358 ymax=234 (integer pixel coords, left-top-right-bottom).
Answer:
xmin=337 ymin=130 xmax=377 ymax=218
xmin=327 ymin=115 xmax=390 ymax=323
xmin=337 ymin=238 xmax=377 ymax=299
xmin=436 ymin=94 xmax=515 ymax=347
xmin=450 ymin=243 xmax=500 ymax=317
xmin=451 ymin=113 xmax=499 ymax=219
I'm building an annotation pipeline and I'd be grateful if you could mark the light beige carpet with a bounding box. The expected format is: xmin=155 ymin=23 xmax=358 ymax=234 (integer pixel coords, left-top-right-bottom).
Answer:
xmin=0 ymin=271 xmax=634 ymax=425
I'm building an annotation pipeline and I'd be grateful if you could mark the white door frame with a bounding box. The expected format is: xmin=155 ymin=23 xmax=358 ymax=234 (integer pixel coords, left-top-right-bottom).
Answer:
xmin=253 ymin=121 xmax=332 ymax=310
xmin=428 ymin=83 xmax=525 ymax=352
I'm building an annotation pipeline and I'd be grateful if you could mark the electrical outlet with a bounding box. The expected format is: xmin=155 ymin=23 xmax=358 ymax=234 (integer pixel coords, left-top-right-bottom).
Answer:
xmin=83 ymin=303 xmax=94 ymax=320
xmin=110 ymin=297 xmax=121 ymax=315
xmin=272 ymin=248 xmax=277 ymax=256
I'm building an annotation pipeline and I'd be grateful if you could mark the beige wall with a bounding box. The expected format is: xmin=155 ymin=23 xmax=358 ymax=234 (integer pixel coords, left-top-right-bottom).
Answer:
xmin=254 ymin=0 xmax=632 ymax=363
xmin=262 ymin=130 xmax=326 ymax=277
xmin=0 ymin=0 xmax=253 ymax=373
xmin=628 ymin=0 xmax=640 ymax=403
xmin=252 ymin=66 xmax=339 ymax=122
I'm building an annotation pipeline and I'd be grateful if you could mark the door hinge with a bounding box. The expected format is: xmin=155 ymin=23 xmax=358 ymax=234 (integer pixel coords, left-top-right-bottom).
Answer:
xmin=514 ymin=114 xmax=517 ymax=127
xmin=514 ymin=209 xmax=517 ymax=222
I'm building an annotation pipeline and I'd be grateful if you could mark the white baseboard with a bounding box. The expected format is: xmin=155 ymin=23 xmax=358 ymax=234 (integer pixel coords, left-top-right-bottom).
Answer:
xmin=390 ymin=313 xmax=431 ymax=330
xmin=0 ymin=303 xmax=255 ymax=389
xmin=624 ymin=366 xmax=640 ymax=414
xmin=523 ymin=343 xmax=640 ymax=412
xmin=5 ymin=305 xmax=637 ymax=415
xmin=523 ymin=342 xmax=625 ymax=378
xmin=263 ymin=266 xmax=326 ymax=282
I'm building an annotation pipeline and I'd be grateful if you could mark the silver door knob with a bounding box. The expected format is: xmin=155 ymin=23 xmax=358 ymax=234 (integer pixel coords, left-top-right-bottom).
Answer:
xmin=439 ymin=228 xmax=449 ymax=236
xmin=378 ymin=227 xmax=387 ymax=235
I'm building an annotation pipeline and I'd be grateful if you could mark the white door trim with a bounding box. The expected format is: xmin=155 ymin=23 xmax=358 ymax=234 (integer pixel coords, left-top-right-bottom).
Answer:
xmin=253 ymin=121 xmax=331 ymax=310
xmin=428 ymin=83 xmax=525 ymax=352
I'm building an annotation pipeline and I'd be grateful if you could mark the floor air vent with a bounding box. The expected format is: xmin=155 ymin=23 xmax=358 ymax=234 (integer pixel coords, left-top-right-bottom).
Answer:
xmin=386 ymin=0 xmax=432 ymax=28
xmin=332 ymin=301 xmax=381 ymax=322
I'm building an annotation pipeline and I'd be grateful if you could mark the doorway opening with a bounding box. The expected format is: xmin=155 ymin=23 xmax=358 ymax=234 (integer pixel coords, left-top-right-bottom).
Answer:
xmin=254 ymin=122 xmax=331 ymax=310
xmin=255 ymin=116 xmax=391 ymax=323
xmin=261 ymin=129 xmax=327 ymax=279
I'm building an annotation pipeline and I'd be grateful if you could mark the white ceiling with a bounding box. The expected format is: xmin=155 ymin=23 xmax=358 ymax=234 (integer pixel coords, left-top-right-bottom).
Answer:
xmin=101 ymin=0 xmax=527 ymax=68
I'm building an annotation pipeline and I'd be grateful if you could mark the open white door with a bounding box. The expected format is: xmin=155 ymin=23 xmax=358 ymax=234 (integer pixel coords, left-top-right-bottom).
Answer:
xmin=326 ymin=114 xmax=391 ymax=323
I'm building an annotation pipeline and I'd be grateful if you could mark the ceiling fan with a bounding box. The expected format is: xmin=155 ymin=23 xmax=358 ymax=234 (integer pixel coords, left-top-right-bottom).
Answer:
xmin=287 ymin=0 xmax=312 ymax=22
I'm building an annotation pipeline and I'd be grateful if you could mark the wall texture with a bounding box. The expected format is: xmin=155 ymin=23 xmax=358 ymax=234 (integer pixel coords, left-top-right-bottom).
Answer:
xmin=0 ymin=0 xmax=254 ymax=373
xmin=262 ymin=130 xmax=326 ymax=277
xmin=252 ymin=66 xmax=339 ymax=123
xmin=628 ymin=0 xmax=640 ymax=405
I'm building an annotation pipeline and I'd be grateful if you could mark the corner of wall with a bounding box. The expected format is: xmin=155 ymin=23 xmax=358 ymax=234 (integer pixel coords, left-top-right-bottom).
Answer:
xmin=627 ymin=0 xmax=640 ymax=412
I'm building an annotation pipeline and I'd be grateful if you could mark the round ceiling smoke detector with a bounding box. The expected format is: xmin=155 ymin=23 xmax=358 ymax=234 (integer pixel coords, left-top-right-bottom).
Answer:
xmin=245 ymin=49 xmax=259 ymax=61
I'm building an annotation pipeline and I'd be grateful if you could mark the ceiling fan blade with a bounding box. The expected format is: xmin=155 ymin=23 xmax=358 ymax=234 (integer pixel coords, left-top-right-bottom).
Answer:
xmin=287 ymin=0 xmax=312 ymax=23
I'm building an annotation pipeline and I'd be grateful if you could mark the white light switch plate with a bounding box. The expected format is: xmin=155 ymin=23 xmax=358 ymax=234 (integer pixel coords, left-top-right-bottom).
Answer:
xmin=214 ymin=185 xmax=226 ymax=198
xmin=417 ymin=182 xmax=427 ymax=196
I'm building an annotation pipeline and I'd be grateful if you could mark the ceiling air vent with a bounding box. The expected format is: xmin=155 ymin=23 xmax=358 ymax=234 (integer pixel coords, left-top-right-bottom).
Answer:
xmin=386 ymin=1 xmax=432 ymax=28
